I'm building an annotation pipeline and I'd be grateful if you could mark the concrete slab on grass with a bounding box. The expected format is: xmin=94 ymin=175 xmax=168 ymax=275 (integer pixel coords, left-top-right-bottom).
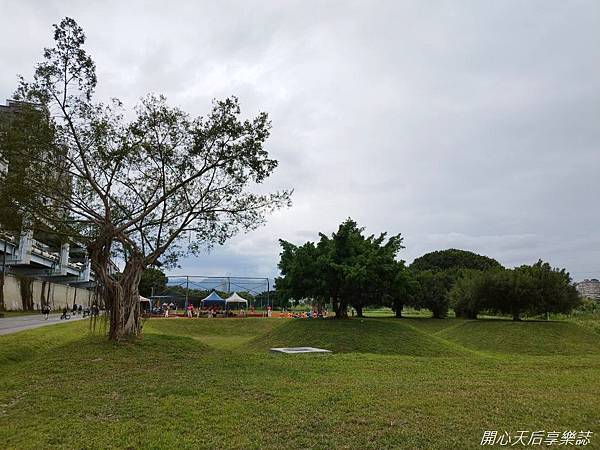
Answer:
xmin=270 ymin=347 xmax=332 ymax=354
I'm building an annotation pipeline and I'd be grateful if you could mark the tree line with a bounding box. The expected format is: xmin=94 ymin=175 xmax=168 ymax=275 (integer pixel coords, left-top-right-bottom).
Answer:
xmin=276 ymin=219 xmax=580 ymax=320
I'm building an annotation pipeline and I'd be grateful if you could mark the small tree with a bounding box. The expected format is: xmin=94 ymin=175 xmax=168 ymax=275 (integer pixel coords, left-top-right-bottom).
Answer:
xmin=382 ymin=261 xmax=415 ymax=318
xmin=412 ymin=270 xmax=450 ymax=318
xmin=449 ymin=270 xmax=488 ymax=319
xmin=4 ymin=18 xmax=291 ymax=339
xmin=138 ymin=267 xmax=168 ymax=298
xmin=524 ymin=260 xmax=580 ymax=316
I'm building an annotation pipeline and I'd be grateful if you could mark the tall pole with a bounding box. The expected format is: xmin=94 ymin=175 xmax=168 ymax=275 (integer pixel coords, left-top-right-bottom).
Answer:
xmin=185 ymin=276 xmax=189 ymax=309
xmin=267 ymin=278 xmax=270 ymax=309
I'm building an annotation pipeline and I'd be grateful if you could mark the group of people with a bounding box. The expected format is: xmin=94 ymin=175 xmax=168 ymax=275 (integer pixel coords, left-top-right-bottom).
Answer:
xmin=57 ymin=303 xmax=99 ymax=319
xmin=161 ymin=302 xmax=177 ymax=317
xmin=155 ymin=302 xmax=248 ymax=318
xmin=151 ymin=303 xmax=328 ymax=319
xmin=288 ymin=308 xmax=328 ymax=319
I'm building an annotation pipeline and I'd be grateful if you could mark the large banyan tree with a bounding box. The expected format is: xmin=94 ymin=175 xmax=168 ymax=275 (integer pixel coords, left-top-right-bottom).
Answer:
xmin=4 ymin=18 xmax=291 ymax=339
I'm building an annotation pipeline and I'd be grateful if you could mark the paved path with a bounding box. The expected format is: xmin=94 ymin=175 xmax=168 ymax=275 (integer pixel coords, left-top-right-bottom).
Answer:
xmin=0 ymin=313 xmax=87 ymax=336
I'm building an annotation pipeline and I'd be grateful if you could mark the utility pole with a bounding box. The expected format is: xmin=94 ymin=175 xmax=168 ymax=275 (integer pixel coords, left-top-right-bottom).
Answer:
xmin=267 ymin=278 xmax=270 ymax=309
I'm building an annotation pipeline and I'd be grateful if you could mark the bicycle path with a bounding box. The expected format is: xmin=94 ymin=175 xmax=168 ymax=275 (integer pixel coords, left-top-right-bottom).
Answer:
xmin=0 ymin=313 xmax=87 ymax=336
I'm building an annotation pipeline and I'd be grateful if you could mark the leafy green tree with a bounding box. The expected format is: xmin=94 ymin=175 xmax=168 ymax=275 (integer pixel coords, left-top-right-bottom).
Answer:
xmin=448 ymin=270 xmax=488 ymax=319
xmin=411 ymin=249 xmax=502 ymax=272
xmin=3 ymin=18 xmax=290 ymax=339
xmin=485 ymin=269 xmax=533 ymax=321
xmin=412 ymin=270 xmax=451 ymax=318
xmin=449 ymin=261 xmax=580 ymax=320
xmin=515 ymin=260 xmax=580 ymax=318
xmin=277 ymin=218 xmax=404 ymax=318
xmin=382 ymin=261 xmax=416 ymax=318
xmin=410 ymin=249 xmax=502 ymax=318
xmin=138 ymin=267 xmax=167 ymax=298
xmin=275 ymin=240 xmax=323 ymax=305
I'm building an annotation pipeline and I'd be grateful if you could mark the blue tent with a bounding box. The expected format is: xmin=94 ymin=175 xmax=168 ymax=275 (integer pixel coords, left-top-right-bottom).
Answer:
xmin=201 ymin=291 xmax=225 ymax=307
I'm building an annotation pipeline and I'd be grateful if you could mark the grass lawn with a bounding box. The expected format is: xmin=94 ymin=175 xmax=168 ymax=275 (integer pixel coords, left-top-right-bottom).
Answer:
xmin=1 ymin=317 xmax=599 ymax=449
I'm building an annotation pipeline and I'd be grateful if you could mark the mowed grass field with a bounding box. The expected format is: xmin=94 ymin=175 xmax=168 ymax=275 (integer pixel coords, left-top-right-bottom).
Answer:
xmin=1 ymin=317 xmax=599 ymax=449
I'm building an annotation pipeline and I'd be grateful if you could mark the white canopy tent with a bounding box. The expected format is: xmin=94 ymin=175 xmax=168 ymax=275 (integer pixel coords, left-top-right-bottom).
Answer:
xmin=139 ymin=296 xmax=151 ymax=312
xmin=225 ymin=292 xmax=248 ymax=307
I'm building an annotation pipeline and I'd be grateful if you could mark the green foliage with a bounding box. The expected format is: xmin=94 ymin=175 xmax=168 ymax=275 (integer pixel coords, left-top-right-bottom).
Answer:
xmin=409 ymin=249 xmax=503 ymax=318
xmin=411 ymin=270 xmax=451 ymax=318
xmin=411 ymin=248 xmax=503 ymax=272
xmin=0 ymin=103 xmax=62 ymax=234
xmin=138 ymin=267 xmax=168 ymax=297
xmin=254 ymin=290 xmax=287 ymax=308
xmin=276 ymin=218 xmax=405 ymax=318
xmin=448 ymin=270 xmax=488 ymax=319
xmin=383 ymin=265 xmax=419 ymax=318
xmin=449 ymin=260 xmax=580 ymax=320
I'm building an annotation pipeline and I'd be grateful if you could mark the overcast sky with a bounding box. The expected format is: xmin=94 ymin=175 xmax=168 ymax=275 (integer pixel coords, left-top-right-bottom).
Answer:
xmin=2 ymin=0 xmax=599 ymax=282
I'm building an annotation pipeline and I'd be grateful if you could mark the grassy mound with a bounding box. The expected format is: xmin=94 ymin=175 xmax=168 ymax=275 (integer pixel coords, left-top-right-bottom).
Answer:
xmin=434 ymin=319 xmax=600 ymax=356
xmin=247 ymin=318 xmax=466 ymax=356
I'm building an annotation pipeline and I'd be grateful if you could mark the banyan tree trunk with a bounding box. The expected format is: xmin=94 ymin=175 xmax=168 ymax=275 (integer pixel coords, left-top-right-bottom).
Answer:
xmin=333 ymin=298 xmax=348 ymax=319
xmin=106 ymin=257 xmax=144 ymax=340
xmin=89 ymin=237 xmax=144 ymax=340
xmin=394 ymin=300 xmax=403 ymax=318
xmin=355 ymin=305 xmax=363 ymax=318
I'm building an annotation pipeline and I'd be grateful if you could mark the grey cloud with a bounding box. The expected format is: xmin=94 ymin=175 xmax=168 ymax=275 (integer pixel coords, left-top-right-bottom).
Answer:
xmin=2 ymin=0 xmax=599 ymax=282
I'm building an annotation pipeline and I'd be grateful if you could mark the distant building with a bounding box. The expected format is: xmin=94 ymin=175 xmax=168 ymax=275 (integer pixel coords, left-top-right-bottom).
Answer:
xmin=575 ymin=279 xmax=600 ymax=300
